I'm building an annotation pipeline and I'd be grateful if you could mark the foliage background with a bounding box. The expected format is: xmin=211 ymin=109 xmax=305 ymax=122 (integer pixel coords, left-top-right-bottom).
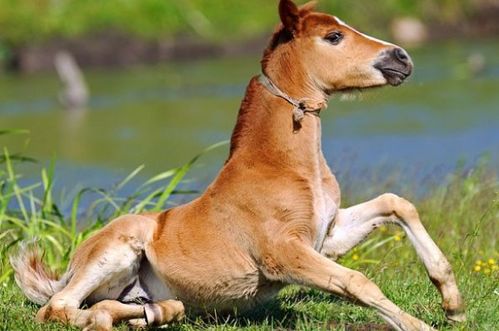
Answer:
xmin=0 ymin=0 xmax=480 ymax=46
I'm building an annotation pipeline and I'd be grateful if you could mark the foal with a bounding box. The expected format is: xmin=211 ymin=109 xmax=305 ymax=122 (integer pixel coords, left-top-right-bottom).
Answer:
xmin=11 ymin=1 xmax=465 ymax=330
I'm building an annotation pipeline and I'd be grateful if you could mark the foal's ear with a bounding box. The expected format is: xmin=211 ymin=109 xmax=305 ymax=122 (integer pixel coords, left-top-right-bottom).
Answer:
xmin=299 ymin=1 xmax=317 ymax=13
xmin=279 ymin=0 xmax=300 ymax=34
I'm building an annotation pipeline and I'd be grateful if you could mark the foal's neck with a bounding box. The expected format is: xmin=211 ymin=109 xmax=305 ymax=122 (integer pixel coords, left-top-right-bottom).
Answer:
xmin=228 ymin=76 xmax=326 ymax=176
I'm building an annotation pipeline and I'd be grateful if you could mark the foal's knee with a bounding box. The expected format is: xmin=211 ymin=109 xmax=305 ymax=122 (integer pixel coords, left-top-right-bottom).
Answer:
xmin=379 ymin=193 xmax=420 ymax=225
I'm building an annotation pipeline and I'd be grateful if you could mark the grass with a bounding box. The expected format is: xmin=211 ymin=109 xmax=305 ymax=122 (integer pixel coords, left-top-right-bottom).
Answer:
xmin=0 ymin=0 xmax=479 ymax=48
xmin=0 ymin=132 xmax=497 ymax=330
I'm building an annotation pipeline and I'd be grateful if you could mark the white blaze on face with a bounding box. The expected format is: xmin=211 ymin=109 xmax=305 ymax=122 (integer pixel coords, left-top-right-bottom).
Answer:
xmin=334 ymin=16 xmax=395 ymax=47
xmin=333 ymin=16 xmax=392 ymax=86
xmin=311 ymin=16 xmax=393 ymax=89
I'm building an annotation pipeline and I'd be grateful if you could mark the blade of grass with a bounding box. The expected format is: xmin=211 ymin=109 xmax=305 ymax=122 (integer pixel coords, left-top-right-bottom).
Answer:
xmin=153 ymin=140 xmax=228 ymax=211
xmin=4 ymin=148 xmax=28 ymax=222
xmin=41 ymin=161 xmax=56 ymax=216
xmin=114 ymin=164 xmax=145 ymax=192
xmin=0 ymin=129 xmax=29 ymax=136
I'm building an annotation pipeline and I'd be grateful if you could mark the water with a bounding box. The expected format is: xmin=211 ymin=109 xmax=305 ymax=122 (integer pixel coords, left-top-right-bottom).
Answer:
xmin=0 ymin=40 xmax=498 ymax=198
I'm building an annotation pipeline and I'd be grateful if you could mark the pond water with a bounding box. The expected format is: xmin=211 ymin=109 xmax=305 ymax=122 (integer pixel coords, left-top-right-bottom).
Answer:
xmin=0 ymin=40 xmax=498 ymax=200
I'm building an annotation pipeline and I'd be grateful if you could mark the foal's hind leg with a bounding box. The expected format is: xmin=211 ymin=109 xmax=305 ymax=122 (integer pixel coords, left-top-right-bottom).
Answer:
xmin=321 ymin=193 xmax=465 ymax=322
xmin=88 ymin=299 xmax=185 ymax=327
xmin=37 ymin=215 xmax=156 ymax=330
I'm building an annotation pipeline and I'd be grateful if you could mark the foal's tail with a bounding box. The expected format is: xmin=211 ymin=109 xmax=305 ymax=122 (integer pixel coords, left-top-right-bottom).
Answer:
xmin=9 ymin=242 xmax=72 ymax=305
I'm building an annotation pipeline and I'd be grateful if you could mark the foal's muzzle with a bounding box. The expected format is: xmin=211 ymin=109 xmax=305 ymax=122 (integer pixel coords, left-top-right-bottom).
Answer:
xmin=374 ymin=47 xmax=413 ymax=86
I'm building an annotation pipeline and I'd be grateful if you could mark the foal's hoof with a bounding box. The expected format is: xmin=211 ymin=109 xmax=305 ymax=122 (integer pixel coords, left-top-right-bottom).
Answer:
xmin=35 ymin=305 xmax=49 ymax=322
xmin=128 ymin=318 xmax=147 ymax=329
xmin=83 ymin=310 xmax=113 ymax=331
xmin=443 ymin=296 xmax=466 ymax=323
xmin=446 ymin=310 xmax=467 ymax=323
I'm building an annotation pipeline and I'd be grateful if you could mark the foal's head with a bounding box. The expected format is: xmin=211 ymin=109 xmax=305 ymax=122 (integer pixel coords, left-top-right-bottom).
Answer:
xmin=262 ymin=0 xmax=413 ymax=93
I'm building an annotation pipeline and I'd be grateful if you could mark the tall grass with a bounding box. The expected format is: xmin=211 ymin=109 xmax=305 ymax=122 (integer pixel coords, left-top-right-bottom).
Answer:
xmin=0 ymin=139 xmax=227 ymax=282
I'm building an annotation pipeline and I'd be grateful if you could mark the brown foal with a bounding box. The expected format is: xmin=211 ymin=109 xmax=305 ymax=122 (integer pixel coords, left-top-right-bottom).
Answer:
xmin=11 ymin=1 xmax=465 ymax=330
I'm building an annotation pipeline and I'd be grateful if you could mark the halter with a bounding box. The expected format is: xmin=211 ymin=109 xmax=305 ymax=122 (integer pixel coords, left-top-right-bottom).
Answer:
xmin=258 ymin=74 xmax=327 ymax=132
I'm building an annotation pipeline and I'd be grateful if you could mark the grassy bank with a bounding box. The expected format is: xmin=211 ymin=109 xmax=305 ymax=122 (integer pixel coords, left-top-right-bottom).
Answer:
xmin=0 ymin=139 xmax=498 ymax=330
xmin=0 ymin=0 xmax=480 ymax=47
xmin=2 ymin=0 xmax=495 ymax=72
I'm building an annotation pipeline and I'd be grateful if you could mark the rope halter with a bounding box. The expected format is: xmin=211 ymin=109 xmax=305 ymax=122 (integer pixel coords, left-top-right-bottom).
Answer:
xmin=258 ymin=74 xmax=328 ymax=132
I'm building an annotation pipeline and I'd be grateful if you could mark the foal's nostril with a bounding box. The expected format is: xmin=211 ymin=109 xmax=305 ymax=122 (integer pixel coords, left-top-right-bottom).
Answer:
xmin=375 ymin=46 xmax=413 ymax=84
xmin=393 ymin=47 xmax=409 ymax=64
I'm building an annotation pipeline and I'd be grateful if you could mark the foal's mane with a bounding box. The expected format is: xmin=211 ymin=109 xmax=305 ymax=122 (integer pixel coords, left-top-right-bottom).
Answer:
xmin=228 ymin=2 xmax=318 ymax=160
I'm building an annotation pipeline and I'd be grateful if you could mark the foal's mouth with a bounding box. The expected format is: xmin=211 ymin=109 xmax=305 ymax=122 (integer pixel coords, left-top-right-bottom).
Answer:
xmin=375 ymin=67 xmax=411 ymax=86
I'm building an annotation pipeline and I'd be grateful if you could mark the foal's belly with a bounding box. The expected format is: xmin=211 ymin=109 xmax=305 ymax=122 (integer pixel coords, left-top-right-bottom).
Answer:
xmin=180 ymin=274 xmax=285 ymax=313
xmin=148 ymin=263 xmax=284 ymax=313
xmin=146 ymin=237 xmax=285 ymax=313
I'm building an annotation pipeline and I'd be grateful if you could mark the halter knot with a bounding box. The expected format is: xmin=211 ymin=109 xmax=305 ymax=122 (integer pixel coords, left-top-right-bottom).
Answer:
xmin=258 ymin=74 xmax=327 ymax=132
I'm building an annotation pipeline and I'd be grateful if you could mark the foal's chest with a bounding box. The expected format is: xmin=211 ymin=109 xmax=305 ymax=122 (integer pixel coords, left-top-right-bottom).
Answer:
xmin=311 ymin=181 xmax=338 ymax=251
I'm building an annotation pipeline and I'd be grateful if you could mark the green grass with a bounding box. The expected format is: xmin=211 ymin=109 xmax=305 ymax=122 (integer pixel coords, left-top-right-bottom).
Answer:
xmin=0 ymin=0 xmax=478 ymax=47
xmin=0 ymin=133 xmax=497 ymax=330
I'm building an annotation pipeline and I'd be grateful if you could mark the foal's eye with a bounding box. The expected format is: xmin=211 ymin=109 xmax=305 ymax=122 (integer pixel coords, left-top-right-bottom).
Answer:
xmin=325 ymin=31 xmax=343 ymax=45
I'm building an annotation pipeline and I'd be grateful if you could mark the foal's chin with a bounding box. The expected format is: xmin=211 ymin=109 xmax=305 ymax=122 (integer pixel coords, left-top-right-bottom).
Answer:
xmin=330 ymin=78 xmax=408 ymax=95
xmin=382 ymin=72 xmax=409 ymax=86
xmin=365 ymin=74 xmax=410 ymax=89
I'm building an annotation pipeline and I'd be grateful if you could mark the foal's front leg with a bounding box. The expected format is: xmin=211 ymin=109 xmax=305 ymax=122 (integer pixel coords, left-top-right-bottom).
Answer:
xmin=267 ymin=241 xmax=435 ymax=331
xmin=321 ymin=193 xmax=465 ymax=322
